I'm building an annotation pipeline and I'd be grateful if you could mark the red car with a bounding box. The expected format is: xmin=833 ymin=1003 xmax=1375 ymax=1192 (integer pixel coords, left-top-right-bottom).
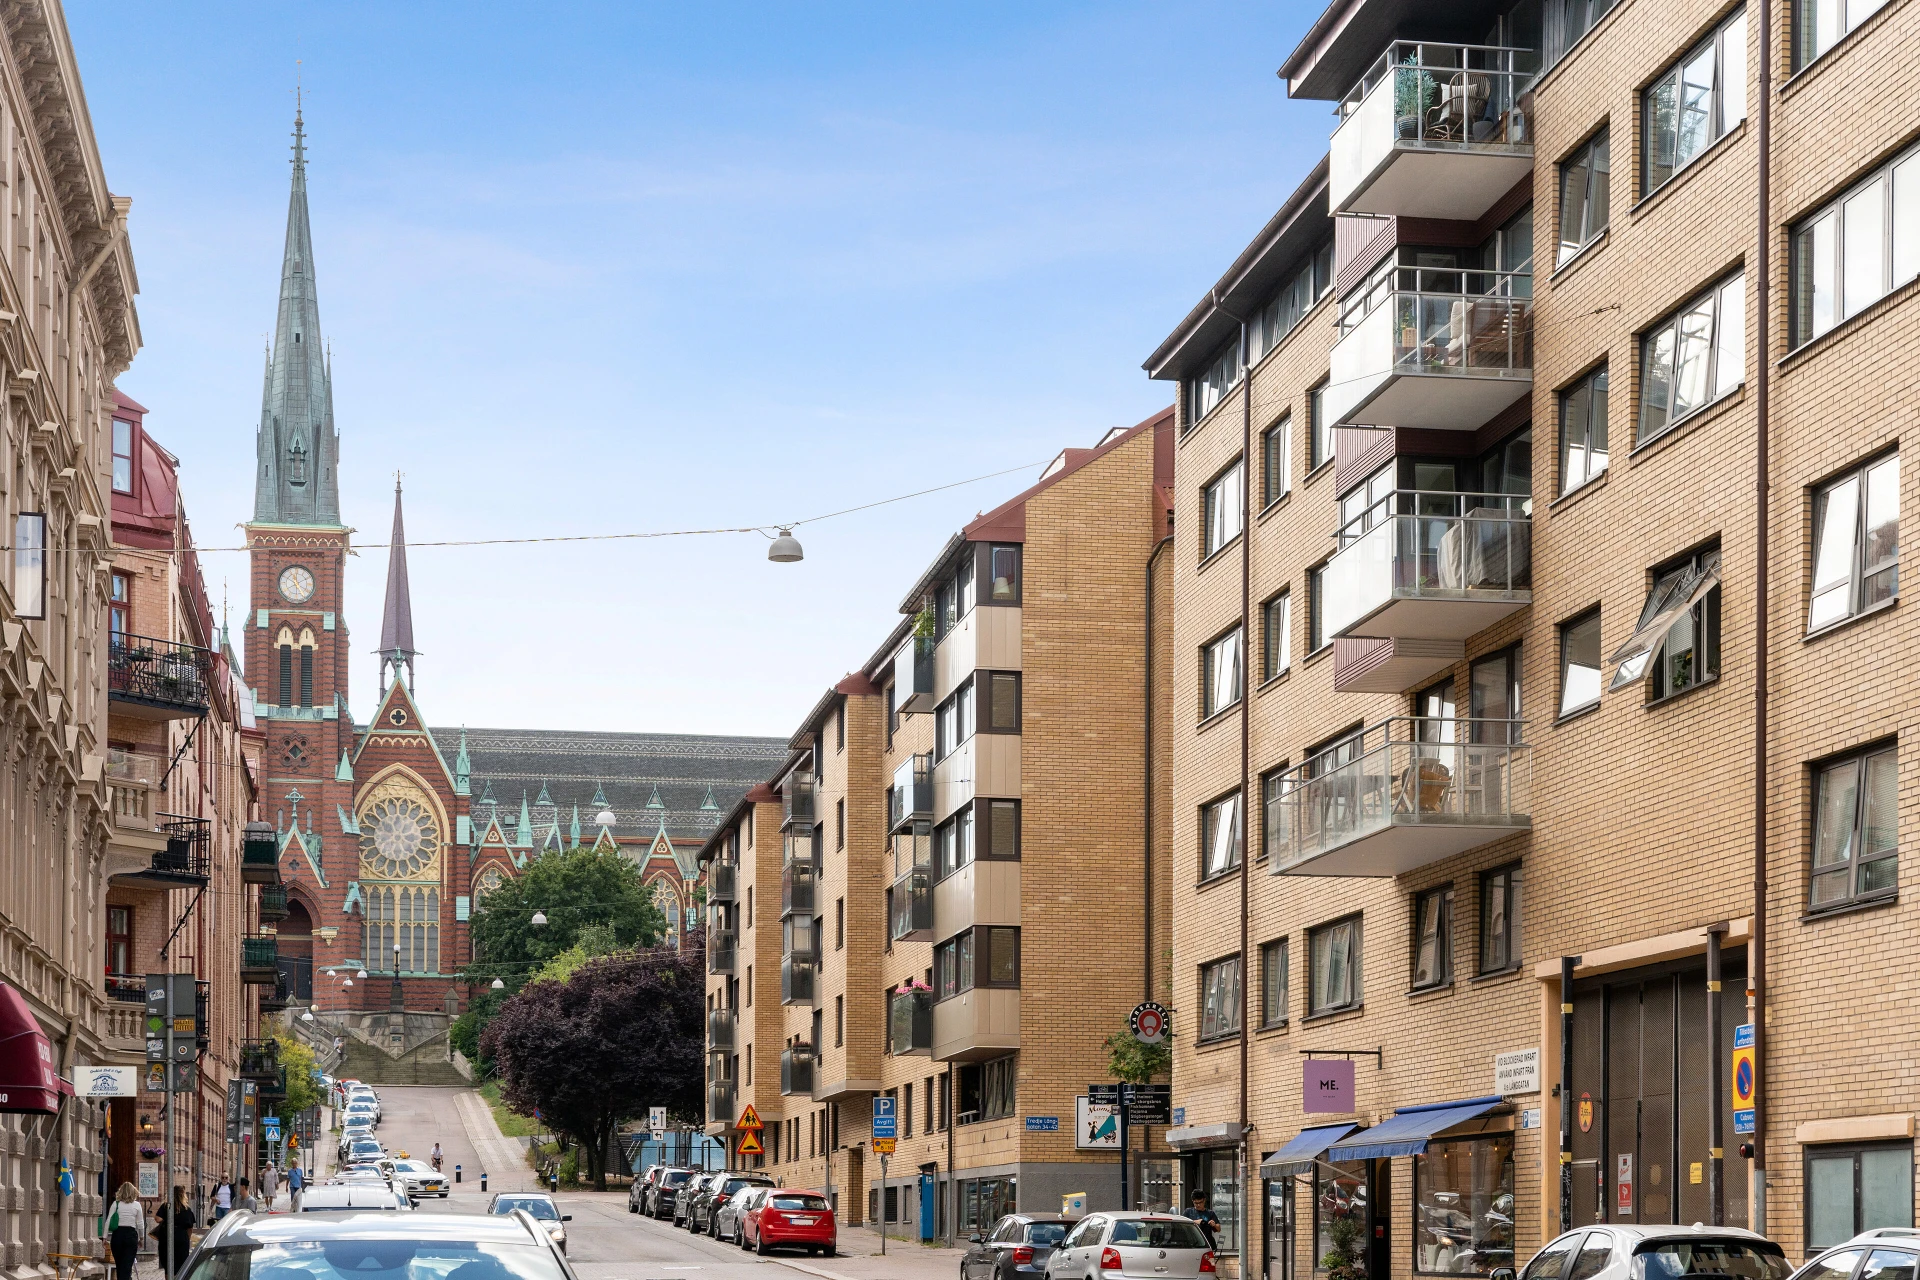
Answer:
xmin=742 ymin=1188 xmax=836 ymax=1257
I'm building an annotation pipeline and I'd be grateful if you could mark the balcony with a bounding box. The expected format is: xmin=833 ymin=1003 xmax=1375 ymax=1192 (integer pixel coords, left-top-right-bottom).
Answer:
xmin=781 ymin=861 xmax=817 ymax=919
xmin=1322 ymin=492 xmax=1531 ymax=645
xmin=258 ymin=884 xmax=290 ymax=923
xmin=1327 ymin=263 xmax=1531 ymax=430
xmin=258 ymin=1067 xmax=287 ymax=1100
xmin=107 ymin=634 xmax=212 ymax=720
xmin=241 ymin=821 xmax=280 ymax=885
xmin=889 ymin=754 xmax=934 ymax=833
xmin=1330 ymin=42 xmax=1534 ymax=220
xmin=889 ymin=832 xmax=934 ymax=943
xmin=707 ymin=1079 xmax=736 ymax=1127
xmin=241 ymin=936 xmax=279 ymax=984
xmin=889 ymin=986 xmax=934 ymax=1056
xmin=105 ymin=749 xmax=166 ymax=843
xmin=708 ymin=1007 xmax=736 ymax=1052
xmin=260 ymin=977 xmax=291 ymax=1014
xmin=894 ymin=633 xmax=936 ymax=716
xmin=1267 ymin=717 xmax=1532 ymax=878
xmin=103 ymin=973 xmax=144 ymax=1004
xmin=111 ymin=815 xmax=212 ymax=889
xmin=707 ymin=933 xmax=736 ymax=975
xmin=932 ymin=988 xmax=1021 ymax=1063
xmin=782 ymin=773 xmax=816 ymax=832
xmin=780 ymin=1046 xmax=815 ymax=1097
xmin=707 ymin=861 xmax=737 ymax=905
xmin=239 ymin=1039 xmax=280 ymax=1079
xmin=780 ymin=954 xmax=815 ymax=1006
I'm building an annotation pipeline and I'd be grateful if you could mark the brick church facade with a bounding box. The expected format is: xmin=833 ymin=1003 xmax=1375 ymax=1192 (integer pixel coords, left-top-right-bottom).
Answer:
xmin=243 ymin=111 xmax=782 ymax=1015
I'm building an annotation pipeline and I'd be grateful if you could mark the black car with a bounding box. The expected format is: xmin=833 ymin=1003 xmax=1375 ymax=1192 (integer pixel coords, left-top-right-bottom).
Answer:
xmin=673 ymin=1172 xmax=722 ymax=1226
xmin=649 ymin=1167 xmax=696 ymax=1219
xmin=694 ymin=1174 xmax=776 ymax=1238
xmin=963 ymin=1214 xmax=1080 ymax=1280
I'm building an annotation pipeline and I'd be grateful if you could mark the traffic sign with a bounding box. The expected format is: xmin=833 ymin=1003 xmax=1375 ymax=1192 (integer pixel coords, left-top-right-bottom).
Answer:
xmin=1123 ymin=1083 xmax=1172 ymax=1125
xmin=1087 ymin=1084 xmax=1120 ymax=1104
xmin=648 ymin=1106 xmax=666 ymax=1139
xmin=736 ymin=1103 xmax=764 ymax=1131
xmin=262 ymin=1118 xmax=281 ymax=1141
xmin=872 ymin=1095 xmax=897 ymax=1140
xmin=1025 ymin=1116 xmax=1060 ymax=1132
xmin=736 ymin=1131 xmax=764 ymax=1157
xmin=1129 ymin=1002 xmax=1170 ymax=1045
xmin=872 ymin=1138 xmax=896 ymax=1155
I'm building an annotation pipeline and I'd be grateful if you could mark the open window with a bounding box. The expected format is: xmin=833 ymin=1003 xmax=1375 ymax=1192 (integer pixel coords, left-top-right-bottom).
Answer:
xmin=1608 ymin=549 xmax=1721 ymax=697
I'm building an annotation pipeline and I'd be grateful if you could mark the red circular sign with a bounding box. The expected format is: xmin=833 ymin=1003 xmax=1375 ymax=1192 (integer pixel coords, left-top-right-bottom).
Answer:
xmin=1130 ymin=1002 xmax=1170 ymax=1045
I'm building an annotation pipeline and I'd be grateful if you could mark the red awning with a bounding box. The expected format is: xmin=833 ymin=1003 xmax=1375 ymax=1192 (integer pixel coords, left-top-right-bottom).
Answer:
xmin=0 ymin=983 xmax=64 ymax=1113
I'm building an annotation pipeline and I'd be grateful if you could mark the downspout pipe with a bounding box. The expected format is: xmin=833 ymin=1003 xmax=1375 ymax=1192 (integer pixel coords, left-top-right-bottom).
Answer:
xmin=1144 ymin=533 xmax=1172 ymax=1003
xmin=1230 ymin=295 xmax=1253 ymax=1266
xmin=1558 ymin=956 xmax=1576 ymax=1236
xmin=1751 ymin=0 xmax=1773 ymax=1237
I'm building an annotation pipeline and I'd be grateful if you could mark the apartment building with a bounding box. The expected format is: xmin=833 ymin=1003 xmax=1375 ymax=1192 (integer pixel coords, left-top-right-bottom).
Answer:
xmin=102 ymin=394 xmax=268 ymax=1196
xmin=1149 ymin=0 xmax=1920 ymax=1275
xmin=703 ymin=408 xmax=1175 ymax=1235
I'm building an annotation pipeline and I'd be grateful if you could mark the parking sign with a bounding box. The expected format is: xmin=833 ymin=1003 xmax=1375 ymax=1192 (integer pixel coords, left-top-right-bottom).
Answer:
xmin=872 ymin=1095 xmax=896 ymax=1140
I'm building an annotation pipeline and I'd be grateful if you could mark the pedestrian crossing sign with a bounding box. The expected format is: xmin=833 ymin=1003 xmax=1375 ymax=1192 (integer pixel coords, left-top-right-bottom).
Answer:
xmin=736 ymin=1104 xmax=764 ymax=1132
xmin=736 ymin=1131 xmax=764 ymax=1157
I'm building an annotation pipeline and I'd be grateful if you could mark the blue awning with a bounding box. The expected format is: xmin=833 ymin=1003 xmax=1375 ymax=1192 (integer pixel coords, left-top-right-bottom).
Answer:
xmin=1260 ymin=1123 xmax=1359 ymax=1178
xmin=1325 ymin=1096 xmax=1504 ymax=1162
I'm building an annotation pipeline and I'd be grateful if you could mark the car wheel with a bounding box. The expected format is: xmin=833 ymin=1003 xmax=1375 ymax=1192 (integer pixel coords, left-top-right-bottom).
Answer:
xmin=821 ymin=1247 xmax=834 ymax=1259
xmin=755 ymin=1236 xmax=770 ymax=1257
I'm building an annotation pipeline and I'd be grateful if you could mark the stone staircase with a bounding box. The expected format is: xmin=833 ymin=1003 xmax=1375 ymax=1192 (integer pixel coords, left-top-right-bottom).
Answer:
xmin=337 ymin=1032 xmax=470 ymax=1087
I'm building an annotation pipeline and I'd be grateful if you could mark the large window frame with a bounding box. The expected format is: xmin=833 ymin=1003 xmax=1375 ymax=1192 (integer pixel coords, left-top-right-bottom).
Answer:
xmin=1201 ymin=791 xmax=1243 ymax=882
xmin=933 ymin=926 xmax=1022 ymax=999
xmin=12 ymin=512 xmax=45 ymax=620
xmin=979 ymin=670 xmax=1022 ymax=734
xmin=1809 ymin=453 xmax=1899 ymax=632
xmin=1558 ymin=365 xmax=1609 ymax=495
xmin=1263 ymin=416 xmax=1293 ymax=508
xmin=1478 ymin=864 xmax=1524 ymax=975
xmin=1611 ymin=547 xmax=1722 ymax=702
xmin=1410 ymin=885 xmax=1453 ymax=991
xmin=1203 ymin=459 xmax=1246 ymax=560
xmin=1639 ymin=273 xmax=1745 ymax=444
xmin=1809 ymin=742 xmax=1897 ymax=912
xmin=1805 ymin=1141 xmax=1914 ymax=1250
xmin=1187 ymin=341 xmax=1241 ymax=427
xmin=1198 ymin=954 xmax=1242 ymax=1043
xmin=934 ymin=679 xmax=975 ymax=760
xmin=1557 ymin=129 xmax=1611 ymax=266
xmin=1263 ymin=590 xmax=1292 ymax=682
xmin=1558 ymin=609 xmax=1603 ymax=717
xmin=1642 ymin=9 xmax=1747 ymax=198
xmin=1794 ymin=0 xmax=1892 ymax=71
xmin=1412 ymin=1135 xmax=1516 ymax=1275
xmin=1308 ymin=563 xmax=1329 ymax=654
xmin=1792 ymin=143 xmax=1920 ymax=347
xmin=1259 ymin=938 xmax=1288 ymax=1029
xmin=1202 ymin=626 xmax=1244 ymax=719
xmin=1308 ymin=915 xmax=1363 ymax=1016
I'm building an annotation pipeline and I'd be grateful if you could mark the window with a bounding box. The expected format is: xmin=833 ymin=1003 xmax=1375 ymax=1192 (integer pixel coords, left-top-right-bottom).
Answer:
xmin=1259 ymin=939 xmax=1288 ymax=1028
xmin=1810 ymin=744 xmax=1897 ymax=910
xmin=957 ymin=1174 xmax=1018 ymax=1229
xmin=1479 ymin=864 xmax=1523 ymax=973
xmin=934 ymin=927 xmax=1019 ymax=996
xmin=1794 ymin=147 xmax=1920 ymax=346
xmin=1411 ymin=885 xmax=1452 ymax=990
xmin=1469 ymin=647 xmax=1522 ymax=741
xmin=106 ymin=905 xmax=133 ymax=976
xmin=981 ymin=671 xmax=1021 ymax=732
xmin=1249 ymin=242 xmax=1333 ymax=365
xmin=1640 ymin=273 xmax=1745 ymax=442
xmin=1559 ymin=610 xmax=1603 ymax=716
xmin=1413 ymin=1136 xmax=1515 ymax=1275
xmin=1557 ymin=130 xmax=1611 ymax=265
xmin=12 ymin=513 xmax=44 ymax=620
xmin=1308 ymin=564 xmax=1329 ymax=652
xmin=835 ymin=897 xmax=844 ymax=950
xmin=988 ymin=544 xmax=1021 ymax=602
xmin=299 ymin=631 xmax=315 ymax=708
xmin=1558 ymin=365 xmax=1609 ymax=494
xmin=109 ymin=571 xmax=132 ymax=643
xmin=1610 ymin=548 xmax=1721 ymax=698
xmin=1203 ymin=460 xmax=1245 ymax=559
xmin=1198 ymin=955 xmax=1242 ymax=1042
xmin=1201 ymin=792 xmax=1242 ymax=880
xmin=111 ymin=418 xmax=134 ymax=494
xmin=1202 ymin=627 xmax=1243 ymax=718
xmin=1796 ymin=0 xmax=1892 ymax=69
xmin=1643 ymin=10 xmax=1747 ymax=195
xmin=1262 ymin=591 xmax=1292 ymax=681
xmin=885 ymin=683 xmax=897 ymax=746
xmin=935 ymin=680 xmax=974 ymax=759
xmin=1260 ymin=764 xmax=1291 ymax=863
xmin=935 ymin=806 xmax=974 ymax=878
xmin=981 ymin=799 xmax=1019 ymax=859
xmin=1809 ymin=454 xmax=1899 ymax=631
xmin=835 ymin=995 xmax=844 ymax=1046
xmin=1806 ymin=1143 xmax=1913 ymax=1249
xmin=1187 ymin=340 xmax=1240 ymax=426
xmin=1309 ymin=916 xmax=1362 ymax=1015
xmin=935 ymin=558 xmax=976 ymax=639
xmin=1263 ymin=417 xmax=1293 ymax=507
xmin=1309 ymin=381 xmax=1331 ymax=470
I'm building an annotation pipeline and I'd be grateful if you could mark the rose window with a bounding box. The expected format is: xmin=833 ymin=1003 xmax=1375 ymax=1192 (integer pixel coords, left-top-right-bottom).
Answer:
xmin=359 ymin=796 xmax=439 ymax=879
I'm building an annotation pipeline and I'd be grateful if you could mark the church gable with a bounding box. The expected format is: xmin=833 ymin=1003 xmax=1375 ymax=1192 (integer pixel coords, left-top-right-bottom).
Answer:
xmin=353 ymin=678 xmax=459 ymax=793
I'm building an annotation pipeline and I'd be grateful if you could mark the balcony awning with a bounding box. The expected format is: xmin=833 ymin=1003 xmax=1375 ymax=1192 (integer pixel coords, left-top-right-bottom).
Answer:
xmin=1326 ymin=1096 xmax=1503 ymax=1161
xmin=1261 ymin=1123 xmax=1359 ymax=1178
xmin=0 ymin=983 xmax=65 ymax=1114
xmin=1607 ymin=552 xmax=1721 ymax=691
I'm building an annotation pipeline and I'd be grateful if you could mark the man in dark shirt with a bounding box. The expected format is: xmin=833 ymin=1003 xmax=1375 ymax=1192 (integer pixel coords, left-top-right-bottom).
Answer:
xmin=1183 ymin=1191 xmax=1221 ymax=1250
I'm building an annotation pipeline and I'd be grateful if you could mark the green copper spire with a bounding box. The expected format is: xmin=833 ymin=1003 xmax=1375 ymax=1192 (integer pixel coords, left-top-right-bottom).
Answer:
xmin=569 ymin=805 xmax=581 ymax=848
xmin=335 ymin=750 xmax=353 ymax=783
xmin=453 ymin=727 xmax=471 ymax=796
xmin=515 ymin=790 xmax=533 ymax=847
xmin=254 ymin=101 xmax=341 ymax=526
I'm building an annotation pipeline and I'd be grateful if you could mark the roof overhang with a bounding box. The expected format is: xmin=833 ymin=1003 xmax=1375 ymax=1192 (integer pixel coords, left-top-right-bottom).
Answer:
xmin=1277 ymin=0 xmax=1513 ymax=102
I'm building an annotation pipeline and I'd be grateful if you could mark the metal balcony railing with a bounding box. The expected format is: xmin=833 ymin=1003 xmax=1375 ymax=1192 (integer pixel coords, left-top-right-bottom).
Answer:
xmin=894 ymin=633 xmax=936 ymax=716
xmin=260 ymin=978 xmax=291 ymax=1013
xmin=707 ymin=861 xmax=737 ymax=904
xmin=1337 ymin=41 xmax=1533 ymax=141
xmin=107 ymin=634 xmax=212 ymax=717
xmin=258 ymin=1066 xmax=287 ymax=1098
xmin=780 ymin=955 xmax=816 ymax=1006
xmin=126 ymin=815 xmax=212 ymax=886
xmin=707 ymin=933 xmax=736 ymax=975
xmin=1323 ymin=491 xmax=1531 ymax=641
xmin=258 ymin=884 xmax=290 ymax=922
xmin=780 ymin=1046 xmax=815 ymax=1096
xmin=782 ymin=773 xmax=816 ymax=831
xmin=103 ymin=973 xmax=144 ymax=1004
xmin=708 ymin=1007 xmax=736 ymax=1052
xmin=238 ymin=1039 xmax=280 ymax=1078
xmin=1268 ymin=717 xmax=1532 ymax=877
xmin=241 ymin=822 xmax=280 ymax=885
xmin=240 ymin=936 xmax=279 ymax=983
xmin=889 ymin=754 xmax=934 ymax=833
xmin=781 ymin=861 xmax=817 ymax=919
xmin=889 ymin=987 xmax=934 ymax=1056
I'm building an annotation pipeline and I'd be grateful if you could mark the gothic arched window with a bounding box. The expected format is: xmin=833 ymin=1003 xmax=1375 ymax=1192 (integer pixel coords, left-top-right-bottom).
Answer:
xmin=276 ymin=627 xmax=294 ymax=708
xmin=288 ymin=436 xmax=308 ymax=487
xmin=297 ymin=627 xmax=316 ymax=708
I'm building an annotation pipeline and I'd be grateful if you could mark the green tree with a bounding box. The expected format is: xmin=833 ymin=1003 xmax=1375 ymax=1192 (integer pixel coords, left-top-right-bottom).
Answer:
xmin=1104 ymin=1030 xmax=1171 ymax=1084
xmin=466 ymin=847 xmax=664 ymax=991
xmin=270 ymin=1031 xmax=325 ymax=1115
xmin=527 ymin=923 xmax=621 ymax=987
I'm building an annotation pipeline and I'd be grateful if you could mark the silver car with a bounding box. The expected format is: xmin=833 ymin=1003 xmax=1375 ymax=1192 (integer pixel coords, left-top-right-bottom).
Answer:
xmin=1043 ymin=1213 xmax=1215 ymax=1278
xmin=716 ymin=1185 xmax=769 ymax=1245
xmin=1788 ymin=1230 xmax=1920 ymax=1280
xmin=1516 ymin=1225 xmax=1790 ymax=1280
xmin=296 ymin=1184 xmax=412 ymax=1212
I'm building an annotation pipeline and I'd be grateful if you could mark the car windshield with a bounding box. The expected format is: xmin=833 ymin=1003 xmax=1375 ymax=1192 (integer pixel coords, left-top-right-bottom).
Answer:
xmin=1028 ymin=1224 xmax=1069 ymax=1246
xmin=493 ymin=1199 xmax=558 ymax=1222
xmin=771 ymin=1194 xmax=829 ymax=1211
xmin=1110 ymin=1220 xmax=1210 ymax=1249
xmin=184 ymin=1241 xmax=564 ymax=1280
xmin=1635 ymin=1242 xmax=1792 ymax=1280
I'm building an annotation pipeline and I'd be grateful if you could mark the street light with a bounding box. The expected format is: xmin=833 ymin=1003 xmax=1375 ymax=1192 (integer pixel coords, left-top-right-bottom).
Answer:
xmin=490 ymin=978 xmax=505 ymax=990
xmin=531 ymin=911 xmax=548 ymax=927
xmin=768 ymin=528 xmax=803 ymax=563
xmin=301 ymin=1011 xmax=314 ymax=1022
xmin=342 ymin=978 xmax=353 ymax=987
xmin=595 ymin=810 xmax=616 ymax=827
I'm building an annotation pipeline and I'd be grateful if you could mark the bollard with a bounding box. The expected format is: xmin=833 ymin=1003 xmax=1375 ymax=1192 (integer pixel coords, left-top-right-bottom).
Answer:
xmin=454 ymin=1165 xmax=462 ymax=1184
xmin=481 ymin=1172 xmax=488 ymax=1192
xmin=549 ymin=1172 xmax=558 ymax=1193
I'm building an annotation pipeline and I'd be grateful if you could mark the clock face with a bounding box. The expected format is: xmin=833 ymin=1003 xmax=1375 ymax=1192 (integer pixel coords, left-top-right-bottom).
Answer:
xmin=278 ymin=565 xmax=316 ymax=604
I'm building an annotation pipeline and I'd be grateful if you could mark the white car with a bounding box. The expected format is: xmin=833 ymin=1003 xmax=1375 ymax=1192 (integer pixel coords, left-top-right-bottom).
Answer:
xmin=380 ymin=1158 xmax=449 ymax=1200
xmin=1516 ymin=1225 xmax=1790 ymax=1280
xmin=1043 ymin=1213 xmax=1215 ymax=1279
xmin=343 ymin=1101 xmax=379 ymax=1128
xmin=346 ymin=1089 xmax=380 ymax=1118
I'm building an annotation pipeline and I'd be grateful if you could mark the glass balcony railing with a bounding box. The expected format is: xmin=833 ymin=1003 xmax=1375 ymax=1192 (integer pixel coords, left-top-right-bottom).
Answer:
xmin=782 ymin=773 xmax=816 ymax=831
xmin=781 ymin=862 xmax=817 ymax=919
xmin=780 ymin=1046 xmax=815 ymax=1096
xmin=707 ymin=933 xmax=736 ymax=975
xmin=708 ymin=1007 xmax=736 ymax=1052
xmin=894 ymin=633 xmax=936 ymax=716
xmin=780 ymin=955 xmax=816 ymax=1006
xmin=707 ymin=1079 xmax=736 ymax=1127
xmin=890 ymin=754 xmax=934 ymax=833
xmin=889 ymin=828 xmax=933 ymax=944
xmin=707 ymin=861 xmax=737 ymax=904
xmin=889 ymin=986 xmax=934 ymax=1056
xmin=1328 ymin=263 xmax=1533 ymax=430
xmin=104 ymin=748 xmax=160 ymax=787
xmin=1331 ymin=41 xmax=1535 ymax=219
xmin=1268 ymin=716 xmax=1531 ymax=878
xmin=107 ymin=634 xmax=212 ymax=718
xmin=1323 ymin=491 xmax=1532 ymax=641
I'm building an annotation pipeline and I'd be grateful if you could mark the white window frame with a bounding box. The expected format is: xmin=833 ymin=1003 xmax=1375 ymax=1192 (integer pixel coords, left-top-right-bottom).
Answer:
xmin=1202 ymin=459 xmax=1245 ymax=559
xmin=1201 ymin=792 xmax=1242 ymax=880
xmin=1809 ymin=453 xmax=1899 ymax=632
xmin=1557 ymin=128 xmax=1611 ymax=266
xmin=1202 ymin=627 xmax=1243 ymax=718
xmin=1793 ymin=144 xmax=1920 ymax=346
xmin=1638 ymin=272 xmax=1744 ymax=444
xmin=1558 ymin=365 xmax=1610 ymax=494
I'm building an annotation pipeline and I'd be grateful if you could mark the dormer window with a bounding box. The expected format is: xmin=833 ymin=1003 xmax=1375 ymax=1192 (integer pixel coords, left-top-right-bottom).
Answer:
xmin=288 ymin=436 xmax=309 ymax=486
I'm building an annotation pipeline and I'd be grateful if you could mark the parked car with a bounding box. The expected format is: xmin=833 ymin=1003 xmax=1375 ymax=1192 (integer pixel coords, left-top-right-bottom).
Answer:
xmin=964 ymin=1214 xmax=1080 ymax=1280
xmin=488 ymin=1192 xmax=571 ymax=1255
xmin=1512 ymin=1226 xmax=1790 ymax=1280
xmin=681 ymin=1172 xmax=727 ymax=1231
xmin=339 ymin=1136 xmax=384 ymax=1168
xmin=673 ymin=1172 xmax=720 ymax=1227
xmin=716 ymin=1186 xmax=770 ymax=1245
xmin=627 ymin=1165 xmax=657 ymax=1214
xmin=1042 ymin=1213 xmax=1215 ymax=1278
xmin=696 ymin=1173 xmax=776 ymax=1238
xmin=649 ymin=1167 xmax=697 ymax=1219
xmin=741 ymin=1188 xmax=836 ymax=1258
xmin=295 ymin=1184 xmax=412 ymax=1212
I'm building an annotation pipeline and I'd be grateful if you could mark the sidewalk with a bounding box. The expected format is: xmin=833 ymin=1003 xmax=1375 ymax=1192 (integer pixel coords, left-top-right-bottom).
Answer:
xmin=765 ymin=1223 xmax=970 ymax=1280
xmin=452 ymin=1087 xmax=538 ymax=1192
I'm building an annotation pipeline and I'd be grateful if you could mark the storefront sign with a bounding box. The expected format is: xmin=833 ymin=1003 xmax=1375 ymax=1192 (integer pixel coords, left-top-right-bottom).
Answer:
xmin=1616 ymin=1154 xmax=1634 ymax=1213
xmin=1577 ymin=1091 xmax=1594 ymax=1132
xmin=75 ymin=1067 xmax=137 ymax=1097
xmin=1494 ymin=1048 xmax=1540 ymax=1096
xmin=1303 ymin=1059 xmax=1355 ymax=1114
xmin=1076 ymin=1096 xmax=1120 ymax=1150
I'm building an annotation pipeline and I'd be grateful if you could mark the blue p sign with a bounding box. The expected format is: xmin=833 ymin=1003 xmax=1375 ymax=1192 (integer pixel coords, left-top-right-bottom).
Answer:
xmin=872 ymin=1096 xmax=897 ymax=1140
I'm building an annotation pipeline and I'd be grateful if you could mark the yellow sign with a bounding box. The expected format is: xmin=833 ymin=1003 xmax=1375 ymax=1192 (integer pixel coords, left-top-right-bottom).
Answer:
xmin=872 ymin=1138 xmax=896 ymax=1156
xmin=736 ymin=1104 xmax=764 ymax=1132
xmin=1689 ymin=1163 xmax=1702 ymax=1185
xmin=737 ymin=1131 xmax=764 ymax=1157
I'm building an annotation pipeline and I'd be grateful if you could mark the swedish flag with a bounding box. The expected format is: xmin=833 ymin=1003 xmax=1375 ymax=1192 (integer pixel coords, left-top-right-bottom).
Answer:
xmin=56 ymin=1160 xmax=73 ymax=1197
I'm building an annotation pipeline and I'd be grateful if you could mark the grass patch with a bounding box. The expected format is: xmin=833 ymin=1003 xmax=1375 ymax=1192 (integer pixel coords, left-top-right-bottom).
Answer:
xmin=478 ymin=1080 xmax=542 ymax=1139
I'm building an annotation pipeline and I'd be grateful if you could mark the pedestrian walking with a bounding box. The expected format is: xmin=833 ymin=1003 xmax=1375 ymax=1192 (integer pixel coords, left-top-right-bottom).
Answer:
xmin=104 ymin=1183 xmax=144 ymax=1280
xmin=234 ymin=1179 xmax=259 ymax=1213
xmin=211 ymin=1177 xmax=231 ymax=1221
xmin=287 ymin=1162 xmax=304 ymax=1211
xmin=261 ymin=1164 xmax=279 ymax=1208
xmin=152 ymin=1186 xmax=196 ymax=1277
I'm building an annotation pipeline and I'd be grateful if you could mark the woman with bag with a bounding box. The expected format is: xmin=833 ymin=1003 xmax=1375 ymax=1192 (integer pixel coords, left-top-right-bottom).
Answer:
xmin=104 ymin=1183 xmax=143 ymax=1280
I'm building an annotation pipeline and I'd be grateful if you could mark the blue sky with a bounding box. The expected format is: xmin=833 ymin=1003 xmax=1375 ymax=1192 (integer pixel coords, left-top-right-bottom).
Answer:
xmin=71 ymin=1 xmax=1330 ymax=736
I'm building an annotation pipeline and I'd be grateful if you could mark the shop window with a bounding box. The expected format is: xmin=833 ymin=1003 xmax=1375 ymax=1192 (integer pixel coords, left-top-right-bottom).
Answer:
xmin=1314 ymin=1160 xmax=1370 ymax=1275
xmin=1412 ymin=1135 xmax=1515 ymax=1274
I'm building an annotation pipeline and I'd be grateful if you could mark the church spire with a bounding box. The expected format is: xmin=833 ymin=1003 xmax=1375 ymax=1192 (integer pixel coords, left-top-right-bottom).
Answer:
xmin=253 ymin=102 xmax=341 ymax=526
xmin=378 ymin=477 xmax=417 ymax=692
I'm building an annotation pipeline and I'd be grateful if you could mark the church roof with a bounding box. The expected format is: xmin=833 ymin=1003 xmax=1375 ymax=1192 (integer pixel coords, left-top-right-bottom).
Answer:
xmin=439 ymin=726 xmax=786 ymax=842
